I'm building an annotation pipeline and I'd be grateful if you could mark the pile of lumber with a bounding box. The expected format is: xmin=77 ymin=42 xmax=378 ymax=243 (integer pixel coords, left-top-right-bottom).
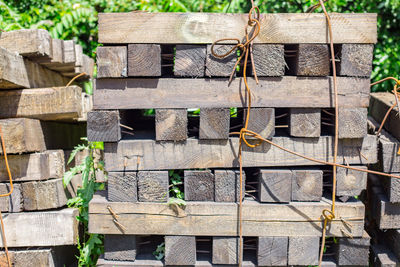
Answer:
xmin=0 ymin=29 xmax=93 ymax=266
xmin=367 ymin=93 xmax=400 ymax=266
xmin=88 ymin=12 xmax=378 ymax=266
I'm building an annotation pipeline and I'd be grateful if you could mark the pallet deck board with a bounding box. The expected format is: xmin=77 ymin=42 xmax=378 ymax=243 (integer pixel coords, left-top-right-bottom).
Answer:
xmin=98 ymin=13 xmax=377 ymax=44
xmin=94 ymin=76 xmax=370 ymax=109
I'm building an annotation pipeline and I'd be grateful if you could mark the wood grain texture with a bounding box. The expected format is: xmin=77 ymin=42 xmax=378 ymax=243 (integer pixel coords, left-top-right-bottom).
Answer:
xmin=338 ymin=108 xmax=368 ymax=139
xmin=289 ymin=108 xmax=321 ymax=137
xmin=335 ymin=231 xmax=370 ymax=266
xmin=184 ymin=170 xmax=214 ymax=201
xmin=0 ymin=47 xmax=30 ymax=89
xmin=128 ymin=44 xmax=161 ymax=76
xmin=97 ymin=46 xmax=127 ymax=78
xmin=138 ymin=171 xmax=169 ymax=202
xmin=379 ymin=132 xmax=400 ymax=174
xmin=104 ymin=135 xmax=377 ymax=171
xmin=87 ymin=110 xmax=121 ymax=142
xmin=44 ymin=149 xmax=65 ymax=179
xmin=155 ymin=109 xmax=187 ymax=141
xmin=371 ymin=244 xmax=400 ymax=267
xmin=214 ymin=170 xmax=244 ymax=202
xmin=245 ymin=108 xmax=275 ymax=139
xmin=199 ymin=108 xmax=230 ymax=139
xmin=251 ymin=44 xmax=285 ymax=76
xmin=62 ymin=40 xmax=76 ymax=64
xmin=165 ymin=236 xmax=196 ymax=265
xmin=257 ymin=169 xmax=292 ymax=203
xmin=89 ymin=194 xmax=365 ymax=237
xmin=205 ymin=44 xmax=237 ymax=77
xmin=383 ymin=230 xmax=400 ymax=262
xmin=107 ymin=172 xmax=137 ymax=202
xmin=291 ymin=169 xmax=323 ymax=201
xmin=371 ymin=186 xmax=400 ymax=229
xmin=258 ymin=236 xmax=288 ymax=266
xmin=381 ymin=174 xmax=400 ymax=203
xmin=338 ymin=44 xmax=374 ymax=77
xmin=0 ymin=208 xmax=78 ymax=247
xmin=98 ymin=13 xmax=377 ymax=44
xmin=174 ymin=45 xmax=206 ymax=77
xmin=94 ymin=76 xmax=370 ymax=109
xmin=23 ymin=58 xmax=71 ymax=88
xmin=336 ymin=165 xmax=367 ymax=197
xmin=212 ymin=237 xmax=240 ymax=264
xmin=96 ymin=258 xmax=258 ymax=266
xmin=0 ymin=86 xmax=83 ymax=121
xmin=0 ymin=153 xmax=49 ymax=182
xmin=40 ymin=38 xmax=64 ymax=70
xmin=0 ymin=248 xmax=77 ymax=267
xmin=370 ymin=92 xmax=400 ymax=141
xmin=104 ymin=235 xmax=136 ymax=261
xmin=288 ymin=236 xmax=319 ymax=266
xmin=292 ymin=44 xmax=330 ymax=76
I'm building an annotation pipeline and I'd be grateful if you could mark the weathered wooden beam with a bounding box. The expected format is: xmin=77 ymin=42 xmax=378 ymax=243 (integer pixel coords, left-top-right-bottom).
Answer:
xmin=104 ymin=235 xmax=137 ymax=261
xmin=89 ymin=194 xmax=365 ymax=237
xmin=0 ymin=152 xmax=49 ymax=182
xmin=212 ymin=237 xmax=240 ymax=265
xmin=199 ymin=108 xmax=230 ymax=139
xmin=370 ymin=92 xmax=400 ymax=141
xmin=98 ymin=13 xmax=377 ymax=44
xmin=93 ymin=77 xmax=370 ymax=109
xmin=371 ymin=186 xmax=400 ymax=229
xmin=0 ymin=86 xmax=83 ymax=121
xmin=214 ymin=170 xmax=244 ymax=202
xmin=335 ymin=231 xmax=370 ymax=266
xmin=137 ymin=171 xmax=169 ymax=202
xmin=336 ymin=166 xmax=367 ymax=197
xmin=174 ymin=45 xmax=206 ymax=77
xmin=0 ymin=183 xmax=22 ymax=212
xmin=40 ymin=38 xmax=64 ymax=70
xmin=44 ymin=150 xmax=65 ymax=178
xmin=0 ymin=47 xmax=30 ymax=89
xmin=128 ymin=44 xmax=161 ymax=76
xmin=104 ymin=135 xmax=377 ymax=171
xmin=288 ymin=236 xmax=319 ymax=266
xmin=289 ymin=44 xmax=330 ymax=76
xmin=291 ymin=169 xmax=323 ymax=201
xmin=383 ymin=229 xmax=400 ymax=262
xmin=251 ymin=44 xmax=285 ymax=77
xmin=97 ymin=46 xmax=127 ymax=78
xmin=96 ymin=258 xmax=257 ymax=266
xmin=289 ymin=108 xmax=321 ymax=137
xmin=379 ymin=131 xmax=400 ymax=174
xmin=257 ymin=236 xmax=288 ymax=266
xmin=245 ymin=108 xmax=275 ymax=139
xmin=338 ymin=108 xmax=368 ymax=139
xmin=155 ymin=109 xmax=187 ymax=141
xmin=371 ymin=244 xmax=400 ymax=267
xmin=108 ymin=172 xmax=137 ymax=202
xmin=257 ymin=169 xmax=292 ymax=203
xmin=87 ymin=110 xmax=121 ymax=142
xmin=205 ymin=44 xmax=237 ymax=77
xmin=165 ymin=236 xmax=196 ymax=265
xmin=338 ymin=44 xmax=374 ymax=77
xmin=184 ymin=170 xmax=214 ymax=201
xmin=0 ymin=208 xmax=78 ymax=247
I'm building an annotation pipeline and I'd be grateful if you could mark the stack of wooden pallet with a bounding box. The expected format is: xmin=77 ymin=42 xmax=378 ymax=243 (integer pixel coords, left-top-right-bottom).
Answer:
xmin=0 ymin=29 xmax=93 ymax=266
xmin=367 ymin=93 xmax=400 ymax=266
xmin=89 ymin=12 xmax=377 ymax=266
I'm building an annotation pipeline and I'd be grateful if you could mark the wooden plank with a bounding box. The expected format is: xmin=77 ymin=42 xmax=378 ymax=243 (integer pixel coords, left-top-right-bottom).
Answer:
xmin=291 ymin=169 xmax=323 ymax=201
xmin=0 ymin=47 xmax=30 ymax=89
xmin=0 ymin=86 xmax=83 ymax=121
xmin=336 ymin=166 xmax=367 ymax=197
xmin=165 ymin=236 xmax=196 ymax=265
xmin=62 ymin=40 xmax=76 ymax=64
xmin=87 ymin=110 xmax=121 ymax=142
xmin=98 ymin=13 xmax=377 ymax=44
xmin=128 ymin=44 xmax=161 ymax=77
xmin=6 ymin=183 xmax=23 ymax=212
xmin=251 ymin=44 xmax=285 ymax=77
xmin=155 ymin=109 xmax=187 ymax=141
xmin=338 ymin=44 xmax=374 ymax=77
xmin=199 ymin=108 xmax=230 ymax=139
xmin=174 ymin=45 xmax=206 ymax=77
xmin=93 ymin=76 xmax=370 ymax=109
xmin=0 ymin=29 xmax=52 ymax=58
xmin=257 ymin=169 xmax=292 ymax=203
xmin=245 ymin=108 xmax=275 ymax=139
xmin=184 ymin=170 xmax=214 ymax=201
xmin=21 ymin=178 xmax=67 ymax=211
xmin=97 ymin=258 xmax=257 ymax=266
xmin=89 ymin=194 xmax=365 ymax=237
xmin=0 ymin=208 xmax=78 ymax=247
xmin=41 ymin=38 xmax=64 ymax=69
xmin=0 ymin=118 xmax=46 ymax=154
xmin=212 ymin=237 xmax=240 ymax=264
xmin=372 ymin=187 xmax=400 ymax=229
xmin=383 ymin=230 xmax=400 ymax=262
xmin=338 ymin=108 xmax=368 ymax=139
xmin=371 ymin=244 xmax=400 ymax=267
xmin=370 ymin=92 xmax=400 ymax=141
xmin=379 ymin=132 xmax=400 ymax=174
xmin=137 ymin=171 xmax=169 ymax=202
xmin=44 ymin=149 xmax=65 ymax=179
xmin=257 ymin=236 xmax=288 ymax=266
xmin=335 ymin=231 xmax=370 ymax=266
xmin=214 ymin=170 xmax=244 ymax=202
xmin=97 ymin=46 xmax=127 ymax=78
xmin=205 ymin=44 xmax=237 ymax=77
xmin=108 ymin=172 xmax=137 ymax=202
xmin=381 ymin=174 xmax=400 ymax=203
xmin=288 ymin=236 xmax=319 ymax=266
xmin=289 ymin=108 xmax=321 ymax=137
xmin=290 ymin=44 xmax=330 ymax=76
xmin=104 ymin=135 xmax=377 ymax=171
xmin=24 ymin=58 xmax=71 ymax=88
xmin=104 ymin=235 xmax=136 ymax=261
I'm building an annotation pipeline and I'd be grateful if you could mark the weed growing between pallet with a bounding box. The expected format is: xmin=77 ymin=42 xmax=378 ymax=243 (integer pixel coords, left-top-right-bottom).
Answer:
xmin=63 ymin=137 xmax=106 ymax=266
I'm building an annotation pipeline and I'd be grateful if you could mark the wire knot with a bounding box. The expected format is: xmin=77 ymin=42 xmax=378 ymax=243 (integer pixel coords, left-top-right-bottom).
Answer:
xmin=322 ymin=209 xmax=335 ymax=221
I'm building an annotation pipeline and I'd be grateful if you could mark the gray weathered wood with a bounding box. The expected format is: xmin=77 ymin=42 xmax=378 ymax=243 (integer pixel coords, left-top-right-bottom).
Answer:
xmin=292 ymin=44 xmax=330 ymax=76
xmin=0 ymin=86 xmax=83 ymax=121
xmin=0 ymin=47 xmax=30 ymax=89
xmin=6 ymin=183 xmax=23 ymax=212
xmin=258 ymin=236 xmax=288 ymax=266
xmin=96 ymin=258 xmax=257 ymax=266
xmin=206 ymin=44 xmax=237 ymax=77
xmin=97 ymin=46 xmax=127 ymax=78
xmin=128 ymin=44 xmax=161 ymax=76
xmin=87 ymin=110 xmax=121 ymax=142
xmin=370 ymin=92 xmax=400 ymax=141
xmin=214 ymin=170 xmax=244 ymax=202
xmin=251 ymin=44 xmax=285 ymax=77
xmin=0 ymin=29 xmax=52 ymax=58
xmin=21 ymin=178 xmax=67 ymax=211
xmin=199 ymin=108 xmax=230 ymax=139
xmin=383 ymin=230 xmax=400 ymax=262
xmin=137 ymin=171 xmax=169 ymax=202
xmin=289 ymin=108 xmax=321 ymax=137
xmin=0 ymin=152 xmax=49 ymax=181
xmin=244 ymin=108 xmax=275 ymax=139
xmin=288 ymin=236 xmax=319 ymax=266
xmin=155 ymin=109 xmax=187 ymax=141
xmin=108 ymin=172 xmax=138 ymax=202
xmin=44 ymin=150 xmax=65 ymax=179
xmin=104 ymin=135 xmax=377 ymax=171
xmin=62 ymin=40 xmax=76 ymax=64
xmin=381 ymin=174 xmax=400 ymax=203
xmin=338 ymin=108 xmax=368 ymax=139
xmin=257 ymin=169 xmax=292 ymax=203
xmin=41 ymin=38 xmax=64 ymax=70
xmin=338 ymin=44 xmax=374 ymax=77
xmin=174 ymin=45 xmax=206 ymax=77
xmin=89 ymin=194 xmax=365 ymax=237
xmin=165 ymin=236 xmax=196 ymax=265
xmin=371 ymin=244 xmax=400 ymax=267
xmin=98 ymin=13 xmax=377 ymax=44
xmin=379 ymin=132 xmax=400 ymax=174
xmin=336 ymin=231 xmax=370 ymax=266
xmin=184 ymin=170 xmax=214 ymax=201
xmin=336 ymin=165 xmax=367 ymax=197
xmin=104 ymin=235 xmax=136 ymax=261
xmin=212 ymin=237 xmax=240 ymax=265
xmin=371 ymin=186 xmax=400 ymax=229
xmin=0 ymin=248 xmax=76 ymax=267
xmin=0 ymin=208 xmax=78 ymax=247
xmin=93 ymin=76 xmax=370 ymax=109
xmin=291 ymin=169 xmax=323 ymax=201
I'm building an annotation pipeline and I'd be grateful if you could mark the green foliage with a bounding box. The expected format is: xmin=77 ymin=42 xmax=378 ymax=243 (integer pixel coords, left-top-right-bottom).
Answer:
xmin=63 ymin=137 xmax=106 ymax=266
xmin=168 ymin=170 xmax=185 ymax=206
xmin=153 ymin=242 xmax=165 ymax=260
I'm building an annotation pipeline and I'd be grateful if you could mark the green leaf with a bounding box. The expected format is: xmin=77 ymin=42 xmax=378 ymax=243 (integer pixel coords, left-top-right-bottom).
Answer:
xmin=68 ymin=144 xmax=87 ymax=165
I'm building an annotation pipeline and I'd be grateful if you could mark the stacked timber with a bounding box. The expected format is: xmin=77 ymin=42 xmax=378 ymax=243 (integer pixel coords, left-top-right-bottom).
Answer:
xmin=89 ymin=12 xmax=377 ymax=266
xmin=0 ymin=29 xmax=93 ymax=266
xmin=367 ymin=93 xmax=400 ymax=266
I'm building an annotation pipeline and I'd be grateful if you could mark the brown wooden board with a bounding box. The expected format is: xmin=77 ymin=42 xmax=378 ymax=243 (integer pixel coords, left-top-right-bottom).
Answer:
xmin=370 ymin=92 xmax=400 ymax=141
xmin=0 ymin=47 xmax=30 ymax=89
xmin=97 ymin=46 xmax=127 ymax=78
xmin=337 ymin=44 xmax=374 ymax=77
